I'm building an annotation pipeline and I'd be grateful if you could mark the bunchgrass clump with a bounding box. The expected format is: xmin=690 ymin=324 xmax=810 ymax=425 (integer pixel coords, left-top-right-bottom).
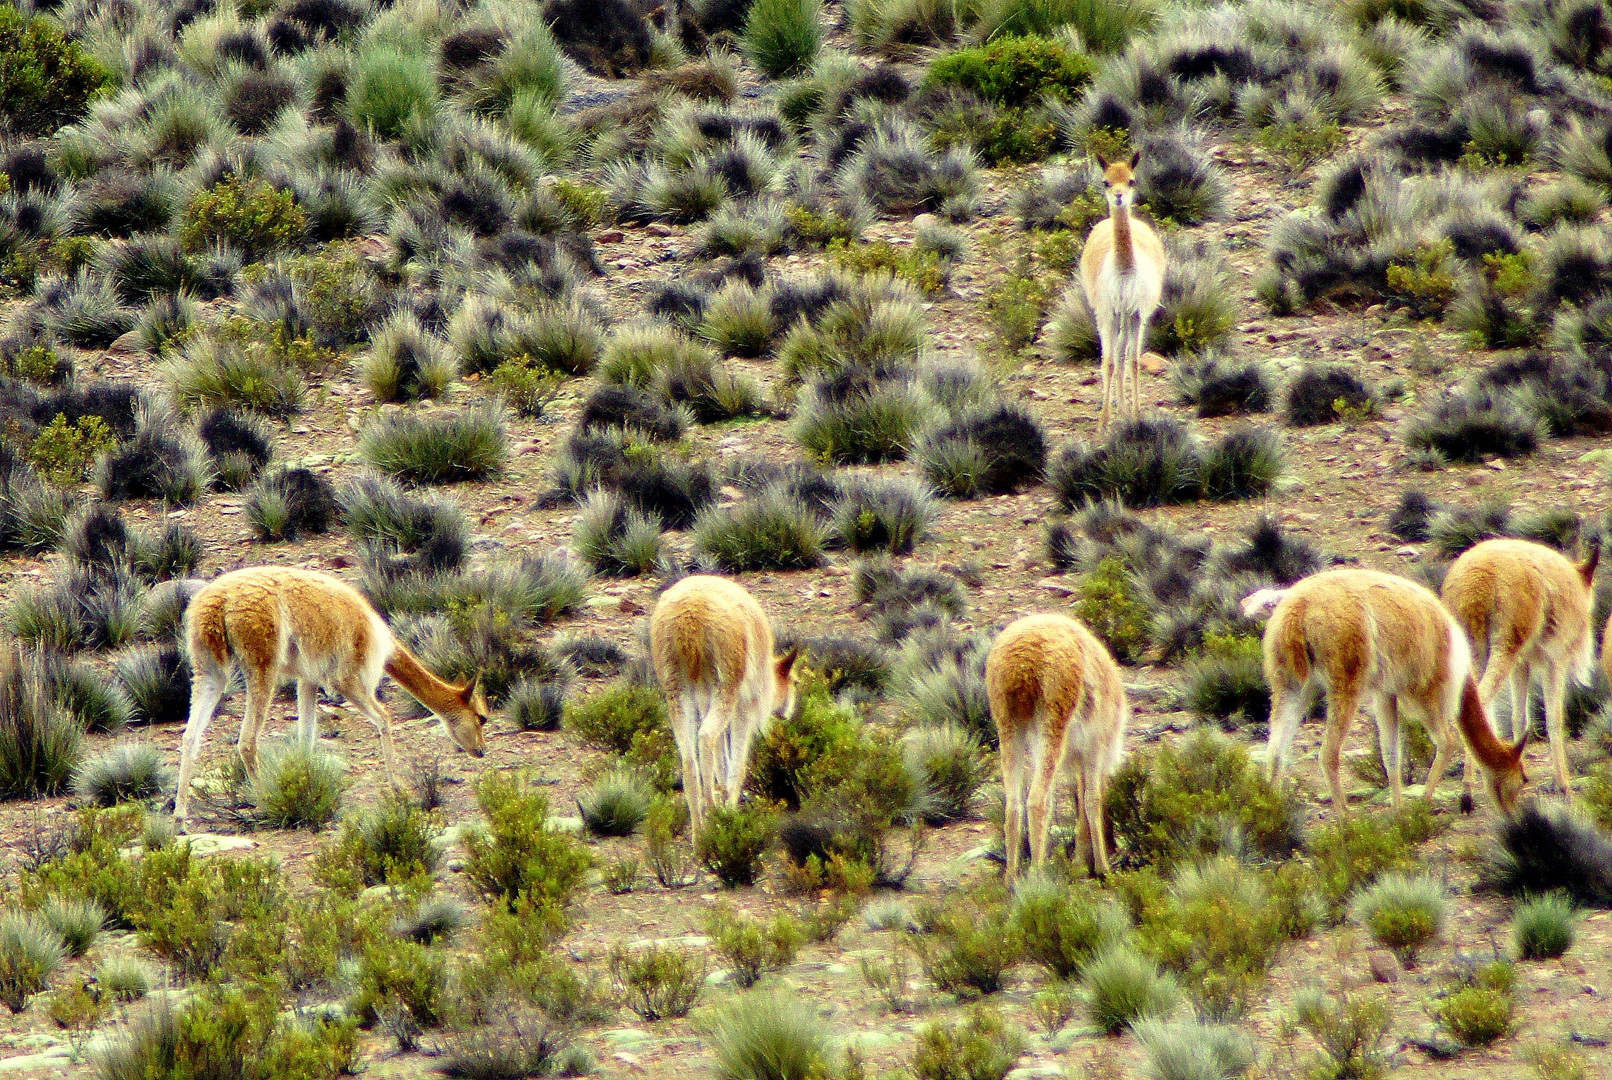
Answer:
xmin=694 ymin=489 xmax=825 ymax=571
xmin=0 ymin=911 xmax=63 ymax=1012
xmin=1284 ymin=365 xmax=1375 ymax=427
xmin=358 ymin=404 xmax=508 ymax=484
xmin=1132 ymin=1018 xmax=1256 ymax=1080
xmin=1081 ymin=944 xmax=1179 ymax=1035
xmin=1349 ymin=874 xmax=1445 ymax=964
xmin=0 ymin=648 xmax=81 ymax=800
xmin=114 ymin=644 xmax=192 ymax=726
xmin=571 ymin=490 xmax=663 ymax=577
xmin=95 ymin=957 xmax=151 ymax=1002
xmin=71 ymin=742 xmax=169 ymax=806
xmin=40 ymin=896 xmax=103 ymax=958
xmin=743 ymin=0 xmax=824 ymax=79
xmin=830 ymin=476 xmax=935 ymax=555
xmin=576 ymin=767 xmax=653 ymax=837
xmin=1513 ymin=894 xmax=1575 ymax=961
xmin=1182 ymin=633 xmax=1270 ymax=728
xmin=793 ymin=377 xmax=935 ymax=465
xmin=903 ymin=722 xmax=990 ymax=824
xmin=244 ymin=468 xmax=337 ymax=542
xmin=1403 ymin=393 xmax=1539 ymax=463
xmin=247 ymin=739 xmax=345 ymax=829
xmin=704 ymin=989 xmax=828 ymax=1079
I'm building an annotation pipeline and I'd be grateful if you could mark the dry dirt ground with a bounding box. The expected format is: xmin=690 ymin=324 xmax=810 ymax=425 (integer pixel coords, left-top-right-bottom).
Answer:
xmin=4 ymin=20 xmax=1612 ymax=1080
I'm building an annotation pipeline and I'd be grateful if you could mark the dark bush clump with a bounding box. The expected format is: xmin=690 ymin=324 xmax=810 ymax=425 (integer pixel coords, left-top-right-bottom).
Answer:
xmin=1284 ymin=365 xmax=1375 ymax=426
xmin=1403 ymin=392 xmax=1539 ymax=463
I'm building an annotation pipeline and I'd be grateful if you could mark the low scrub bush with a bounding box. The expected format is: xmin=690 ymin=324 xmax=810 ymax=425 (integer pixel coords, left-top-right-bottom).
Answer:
xmin=1105 ymin=727 xmax=1302 ymax=872
xmin=0 ymin=647 xmax=82 ymax=801
xmin=1513 ymin=893 xmax=1575 ymax=961
xmin=464 ymin=771 xmax=592 ymax=927
xmin=1290 ymin=988 xmax=1392 ymax=1080
xmin=0 ymin=6 xmax=110 ymax=137
xmin=913 ymin=892 xmax=1022 ymax=997
xmin=181 ymin=177 xmax=307 ymax=261
xmin=246 ymin=740 xmax=346 ymax=830
xmin=1010 ymin=873 xmax=1129 ymax=980
xmin=1071 ymin=556 xmax=1151 ymax=664
xmin=350 ymin=935 xmax=450 ymax=1043
xmin=706 ymin=905 xmax=804 ymax=988
xmin=1182 ymin=633 xmax=1269 ymax=728
xmin=924 ymin=34 xmax=1094 ymax=109
xmin=697 ymin=804 xmax=778 ymax=887
xmin=610 ymin=941 xmax=705 ymax=1020
xmin=912 ymin=1005 xmax=1025 ymax=1080
xmin=1309 ymin=803 xmax=1439 ymax=917
xmin=563 ymin=679 xmax=672 ymax=780
xmin=314 ymin=794 xmax=441 ymax=893
xmin=1433 ymin=961 xmax=1514 ymax=1047
xmin=0 ymin=910 xmax=64 ymax=1011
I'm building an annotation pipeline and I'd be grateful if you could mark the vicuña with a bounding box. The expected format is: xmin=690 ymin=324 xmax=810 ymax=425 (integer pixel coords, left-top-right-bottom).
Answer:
xmin=987 ymin=613 xmax=1128 ymax=878
xmin=1080 ymin=150 xmax=1166 ymax=432
xmin=1263 ymin=567 xmax=1526 ymax=816
xmin=1442 ymin=537 xmax=1598 ymax=797
xmin=175 ymin=566 xmax=489 ymax=825
xmin=649 ymin=574 xmax=799 ymax=836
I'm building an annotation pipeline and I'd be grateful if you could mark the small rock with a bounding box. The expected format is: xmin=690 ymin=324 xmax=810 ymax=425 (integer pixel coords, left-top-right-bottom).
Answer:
xmin=645 ymin=223 xmax=673 ymax=237
xmin=1367 ymin=949 xmax=1400 ymax=983
xmin=1141 ymin=351 xmax=1166 ymax=374
xmin=1487 ymin=458 xmax=1507 ymax=471
xmin=597 ymin=229 xmax=625 ymax=243
xmin=1038 ymin=578 xmax=1073 ymax=597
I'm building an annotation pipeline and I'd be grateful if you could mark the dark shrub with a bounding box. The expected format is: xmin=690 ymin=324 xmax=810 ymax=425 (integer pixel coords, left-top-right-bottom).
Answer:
xmin=1284 ymin=365 xmax=1374 ymax=426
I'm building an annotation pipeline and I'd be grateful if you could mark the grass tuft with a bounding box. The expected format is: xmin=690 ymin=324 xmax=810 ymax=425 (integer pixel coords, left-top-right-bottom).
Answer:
xmin=694 ymin=488 xmax=825 ymax=571
xmin=71 ymin=742 xmax=169 ymax=806
xmin=1081 ymin=944 xmax=1179 ymax=1035
xmin=247 ymin=739 xmax=346 ymax=830
xmin=1513 ymin=894 xmax=1575 ymax=961
xmin=704 ymin=990 xmax=829 ymax=1080
xmin=358 ymin=404 xmax=508 ymax=484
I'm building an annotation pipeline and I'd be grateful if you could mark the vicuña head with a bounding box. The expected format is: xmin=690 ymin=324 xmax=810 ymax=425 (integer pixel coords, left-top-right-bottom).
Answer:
xmin=1094 ymin=149 xmax=1142 ymax=211
xmin=175 ymin=565 xmax=491 ymax=825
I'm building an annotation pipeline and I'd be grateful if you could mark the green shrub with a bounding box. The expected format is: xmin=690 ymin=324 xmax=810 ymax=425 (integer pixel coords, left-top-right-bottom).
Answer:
xmin=972 ymin=0 xmax=1155 ymax=53
xmin=41 ymin=896 xmax=103 ymax=958
xmin=28 ymin=413 xmax=114 ymax=484
xmin=706 ymin=905 xmax=804 ymax=988
xmin=130 ymin=850 xmax=288 ymax=982
xmin=1433 ymin=962 xmax=1514 ymax=1046
xmin=1105 ymin=727 xmax=1302 ymax=872
xmin=912 ymin=1005 xmax=1025 ymax=1080
xmin=246 ymin=740 xmax=345 ymax=829
xmin=576 ymin=767 xmax=652 ymax=837
xmin=1350 ymin=874 xmax=1444 ymax=964
xmin=1514 ymin=894 xmax=1575 ymax=961
xmin=95 ymin=986 xmax=281 ymax=1080
xmin=748 ymin=675 xmax=861 ymax=808
xmin=0 ymin=5 xmax=111 ymax=137
xmin=914 ymin=892 xmax=1022 ymax=997
xmin=563 ymin=678 xmax=671 ymax=764
xmin=705 ymin=989 xmax=830 ymax=1080
xmin=1071 ymin=556 xmax=1151 ymax=665
xmin=1181 ymin=632 xmax=1269 ymax=726
xmin=1081 ymin=943 xmax=1178 ymax=1035
xmin=1010 ymin=873 xmax=1128 ymax=981
xmin=488 ymin=355 xmax=563 ymax=418
xmin=182 ymin=177 xmax=307 ymax=261
xmin=313 ymin=794 xmax=441 ymax=893
xmin=743 ymin=0 xmax=823 ymax=78
xmin=644 ymin=794 xmax=698 ymax=888
xmin=464 ymin=771 xmax=592 ymax=924
xmin=1256 ymin=118 xmax=1345 ymax=171
xmin=0 ymin=910 xmax=63 ymax=1011
xmin=1291 ymin=988 xmax=1391 ymax=1080
xmin=609 ymin=941 xmax=705 ymax=1020
xmin=924 ymin=35 xmax=1095 ymax=109
xmin=697 ymin=804 xmax=777 ymax=888
xmin=1132 ymin=1018 xmax=1256 ymax=1080
xmin=349 ymin=935 xmax=450 ymax=1038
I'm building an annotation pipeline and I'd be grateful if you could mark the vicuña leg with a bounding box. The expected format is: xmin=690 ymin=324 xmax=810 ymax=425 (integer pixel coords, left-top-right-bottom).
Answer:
xmin=1097 ymin=313 xmax=1119 ymax=432
xmin=341 ymin=680 xmax=401 ymax=789
xmin=174 ymin=671 xmax=228 ymax=825
xmin=669 ymin=690 xmax=704 ymax=835
xmin=999 ymin=728 xmax=1028 ymax=880
xmin=1374 ymin=693 xmax=1403 ymax=809
xmin=697 ymin=692 xmax=737 ymax=820
xmin=296 ymin=679 xmax=320 ymax=745
xmin=1024 ymin=727 xmax=1062 ymax=872
xmin=1321 ymin=683 xmax=1364 ymax=815
xmin=237 ymin=671 xmax=276 ymax=774
xmin=1126 ymin=311 xmax=1144 ymax=421
xmin=1541 ymin=662 xmax=1572 ymax=795
xmin=1081 ymin=767 xmax=1111 ymax=876
xmin=1265 ymin=680 xmax=1310 ymax=782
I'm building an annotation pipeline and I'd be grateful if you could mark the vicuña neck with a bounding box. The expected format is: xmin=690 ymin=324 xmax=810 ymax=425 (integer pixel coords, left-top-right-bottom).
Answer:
xmin=385 ymin=644 xmax=465 ymax=718
xmin=1457 ymin=677 xmax=1519 ymax=771
xmin=1112 ymin=203 xmax=1135 ymax=274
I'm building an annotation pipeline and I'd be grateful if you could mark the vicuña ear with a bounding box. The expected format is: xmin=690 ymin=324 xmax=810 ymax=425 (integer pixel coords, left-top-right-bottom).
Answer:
xmin=775 ymin=647 xmax=800 ymax=680
xmin=1580 ymin=534 xmax=1601 ymax=586
xmin=462 ymin=672 xmax=482 ymax=702
xmin=1093 ymin=151 xmax=1109 ymax=169
xmin=1127 ymin=149 xmax=1141 ymax=170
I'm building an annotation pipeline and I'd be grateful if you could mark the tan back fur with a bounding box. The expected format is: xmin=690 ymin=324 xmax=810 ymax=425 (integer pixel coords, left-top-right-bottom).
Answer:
xmin=1443 ymin=537 xmax=1597 ymax=795
xmin=1264 ymin=568 xmax=1525 ymax=815
xmin=1079 ymin=152 xmax=1167 ymax=432
xmin=650 ymin=575 xmax=798 ymax=834
xmin=175 ymin=566 xmax=488 ymax=824
xmin=987 ymin=613 xmax=1127 ymax=878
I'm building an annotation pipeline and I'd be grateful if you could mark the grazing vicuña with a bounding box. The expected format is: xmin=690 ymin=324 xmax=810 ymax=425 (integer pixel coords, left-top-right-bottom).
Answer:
xmin=987 ymin=613 xmax=1128 ymax=878
xmin=175 ymin=566 xmax=489 ymax=825
xmin=649 ymin=574 xmax=799 ymax=836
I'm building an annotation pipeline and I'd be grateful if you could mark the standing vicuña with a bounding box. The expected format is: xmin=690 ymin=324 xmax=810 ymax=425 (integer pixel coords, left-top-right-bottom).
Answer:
xmin=175 ymin=566 xmax=489 ymax=825
xmin=649 ymin=575 xmax=799 ymax=836
xmin=1080 ymin=150 xmax=1166 ymax=432
xmin=1442 ymin=537 xmax=1598 ymax=796
xmin=1264 ymin=568 xmax=1526 ymax=816
xmin=987 ymin=613 xmax=1128 ymax=878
